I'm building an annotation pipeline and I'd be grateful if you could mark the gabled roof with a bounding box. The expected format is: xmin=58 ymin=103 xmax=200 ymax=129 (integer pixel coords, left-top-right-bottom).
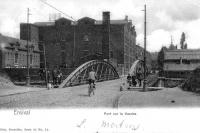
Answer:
xmin=0 ymin=34 xmax=39 ymax=51
xmin=164 ymin=49 xmax=200 ymax=60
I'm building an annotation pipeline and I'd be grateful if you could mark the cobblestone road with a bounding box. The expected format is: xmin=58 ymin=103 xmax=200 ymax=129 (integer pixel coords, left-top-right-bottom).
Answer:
xmin=1 ymin=78 xmax=200 ymax=109
xmin=118 ymin=87 xmax=200 ymax=107
xmin=0 ymin=79 xmax=123 ymax=109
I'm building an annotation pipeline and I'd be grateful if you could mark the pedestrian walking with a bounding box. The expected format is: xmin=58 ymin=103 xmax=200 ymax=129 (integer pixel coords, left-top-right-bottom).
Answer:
xmin=52 ymin=67 xmax=57 ymax=85
xmin=57 ymin=68 xmax=63 ymax=85
xmin=47 ymin=70 xmax=50 ymax=83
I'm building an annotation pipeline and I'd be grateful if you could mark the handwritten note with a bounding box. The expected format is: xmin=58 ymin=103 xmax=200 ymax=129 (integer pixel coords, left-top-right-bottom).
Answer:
xmin=76 ymin=111 xmax=140 ymax=133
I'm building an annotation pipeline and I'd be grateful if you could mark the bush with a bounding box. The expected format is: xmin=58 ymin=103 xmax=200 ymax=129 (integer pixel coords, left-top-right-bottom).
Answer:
xmin=181 ymin=66 xmax=200 ymax=92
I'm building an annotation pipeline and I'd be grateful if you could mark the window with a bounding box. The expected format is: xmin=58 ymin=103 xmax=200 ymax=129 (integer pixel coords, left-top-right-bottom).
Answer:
xmin=83 ymin=35 xmax=89 ymax=41
xmin=182 ymin=59 xmax=190 ymax=64
xmin=110 ymin=51 xmax=113 ymax=58
xmin=30 ymin=54 xmax=33 ymax=64
xmin=14 ymin=53 xmax=18 ymax=64
xmin=61 ymin=52 xmax=65 ymax=64
xmin=62 ymin=22 xmax=65 ymax=26
xmin=39 ymin=34 xmax=44 ymax=41
xmin=61 ymin=43 xmax=65 ymax=49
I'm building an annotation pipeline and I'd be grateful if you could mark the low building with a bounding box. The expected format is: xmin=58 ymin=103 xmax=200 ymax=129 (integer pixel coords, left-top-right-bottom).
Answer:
xmin=0 ymin=34 xmax=40 ymax=68
xmin=163 ymin=49 xmax=200 ymax=78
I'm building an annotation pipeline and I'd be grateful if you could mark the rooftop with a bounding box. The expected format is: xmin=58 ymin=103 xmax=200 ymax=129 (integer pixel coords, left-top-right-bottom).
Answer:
xmin=33 ymin=17 xmax=131 ymax=27
xmin=0 ymin=34 xmax=39 ymax=51
xmin=164 ymin=49 xmax=200 ymax=60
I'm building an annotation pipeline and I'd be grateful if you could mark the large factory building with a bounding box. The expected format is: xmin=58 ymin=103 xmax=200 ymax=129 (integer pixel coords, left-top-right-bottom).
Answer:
xmin=20 ymin=11 xmax=137 ymax=75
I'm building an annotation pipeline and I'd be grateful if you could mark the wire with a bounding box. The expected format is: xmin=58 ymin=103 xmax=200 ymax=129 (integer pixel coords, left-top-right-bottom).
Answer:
xmin=39 ymin=0 xmax=76 ymax=21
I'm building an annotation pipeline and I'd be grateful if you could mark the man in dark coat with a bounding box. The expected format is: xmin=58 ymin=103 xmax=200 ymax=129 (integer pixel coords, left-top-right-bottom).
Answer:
xmin=136 ymin=68 xmax=142 ymax=87
xmin=52 ymin=67 xmax=57 ymax=85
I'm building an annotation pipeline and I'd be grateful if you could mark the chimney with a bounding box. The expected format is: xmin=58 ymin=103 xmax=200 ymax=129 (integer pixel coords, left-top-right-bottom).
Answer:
xmin=125 ymin=15 xmax=128 ymax=21
xmin=102 ymin=11 xmax=110 ymax=60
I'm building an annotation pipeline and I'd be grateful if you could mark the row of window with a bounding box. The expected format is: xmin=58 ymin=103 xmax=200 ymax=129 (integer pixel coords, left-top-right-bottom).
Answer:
xmin=165 ymin=59 xmax=200 ymax=65
xmin=4 ymin=51 xmax=40 ymax=65
xmin=5 ymin=65 xmax=40 ymax=68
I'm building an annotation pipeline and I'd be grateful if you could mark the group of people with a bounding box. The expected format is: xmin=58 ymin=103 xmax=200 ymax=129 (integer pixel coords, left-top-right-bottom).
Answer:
xmin=127 ymin=71 xmax=142 ymax=87
xmin=52 ymin=67 xmax=63 ymax=85
xmin=38 ymin=67 xmax=63 ymax=86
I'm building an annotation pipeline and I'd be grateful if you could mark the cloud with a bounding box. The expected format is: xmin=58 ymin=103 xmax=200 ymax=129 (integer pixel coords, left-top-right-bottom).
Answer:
xmin=181 ymin=19 xmax=200 ymax=49
xmin=137 ymin=29 xmax=172 ymax=52
xmin=137 ymin=18 xmax=200 ymax=52
xmin=0 ymin=0 xmax=200 ymax=52
xmin=0 ymin=15 xmax=19 ymax=37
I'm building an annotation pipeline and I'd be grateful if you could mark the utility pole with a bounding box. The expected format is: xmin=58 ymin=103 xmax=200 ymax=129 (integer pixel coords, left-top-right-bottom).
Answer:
xmin=73 ymin=23 xmax=76 ymax=67
xmin=43 ymin=43 xmax=48 ymax=88
xmin=143 ymin=4 xmax=147 ymax=91
xmin=26 ymin=8 xmax=31 ymax=85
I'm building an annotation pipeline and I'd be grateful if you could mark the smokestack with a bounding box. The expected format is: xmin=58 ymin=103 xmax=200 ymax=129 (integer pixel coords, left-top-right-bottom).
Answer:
xmin=125 ymin=15 xmax=128 ymax=21
xmin=102 ymin=11 xmax=110 ymax=60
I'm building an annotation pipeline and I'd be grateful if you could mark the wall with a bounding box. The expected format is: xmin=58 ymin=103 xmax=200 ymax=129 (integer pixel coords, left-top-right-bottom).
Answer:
xmin=38 ymin=19 xmax=75 ymax=69
xmin=0 ymin=34 xmax=40 ymax=69
xmin=20 ymin=24 xmax=39 ymax=42
xmin=3 ymin=49 xmax=40 ymax=68
xmin=20 ymin=14 xmax=139 ymax=76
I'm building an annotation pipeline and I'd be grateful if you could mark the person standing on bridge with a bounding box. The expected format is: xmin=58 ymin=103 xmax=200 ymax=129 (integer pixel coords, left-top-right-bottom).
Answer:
xmin=136 ymin=68 xmax=142 ymax=87
xmin=57 ymin=68 xmax=63 ymax=85
xmin=132 ymin=75 xmax=137 ymax=87
xmin=52 ymin=66 xmax=57 ymax=85
xmin=127 ymin=74 xmax=132 ymax=87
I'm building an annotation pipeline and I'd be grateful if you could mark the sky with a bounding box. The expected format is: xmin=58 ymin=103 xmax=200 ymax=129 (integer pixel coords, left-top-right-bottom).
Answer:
xmin=0 ymin=0 xmax=200 ymax=52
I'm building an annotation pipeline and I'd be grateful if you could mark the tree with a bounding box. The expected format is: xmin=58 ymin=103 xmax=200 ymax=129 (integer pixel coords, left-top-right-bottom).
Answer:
xmin=157 ymin=46 xmax=167 ymax=76
xmin=180 ymin=32 xmax=186 ymax=49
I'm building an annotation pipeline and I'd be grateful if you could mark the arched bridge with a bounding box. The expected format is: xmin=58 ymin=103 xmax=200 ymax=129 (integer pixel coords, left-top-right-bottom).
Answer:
xmin=59 ymin=60 xmax=119 ymax=88
xmin=129 ymin=60 xmax=147 ymax=77
xmin=128 ymin=59 xmax=159 ymax=87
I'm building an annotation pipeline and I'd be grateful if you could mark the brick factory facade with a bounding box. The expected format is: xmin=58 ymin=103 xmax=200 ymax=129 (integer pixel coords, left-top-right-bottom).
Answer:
xmin=20 ymin=11 xmax=137 ymax=75
xmin=0 ymin=34 xmax=40 ymax=69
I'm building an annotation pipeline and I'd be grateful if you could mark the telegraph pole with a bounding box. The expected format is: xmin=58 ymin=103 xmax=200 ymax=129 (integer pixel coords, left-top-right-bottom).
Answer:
xmin=26 ymin=8 xmax=31 ymax=85
xmin=143 ymin=4 xmax=147 ymax=91
xmin=43 ymin=43 xmax=48 ymax=88
xmin=73 ymin=23 xmax=76 ymax=67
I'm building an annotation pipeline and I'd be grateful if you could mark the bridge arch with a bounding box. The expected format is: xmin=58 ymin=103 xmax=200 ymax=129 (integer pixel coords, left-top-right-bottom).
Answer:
xmin=128 ymin=59 xmax=148 ymax=77
xmin=59 ymin=60 xmax=119 ymax=88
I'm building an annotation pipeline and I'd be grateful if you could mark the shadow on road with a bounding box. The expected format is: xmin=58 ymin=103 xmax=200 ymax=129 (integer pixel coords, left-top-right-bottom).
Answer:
xmin=78 ymin=94 xmax=89 ymax=97
xmin=138 ymin=88 xmax=162 ymax=92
